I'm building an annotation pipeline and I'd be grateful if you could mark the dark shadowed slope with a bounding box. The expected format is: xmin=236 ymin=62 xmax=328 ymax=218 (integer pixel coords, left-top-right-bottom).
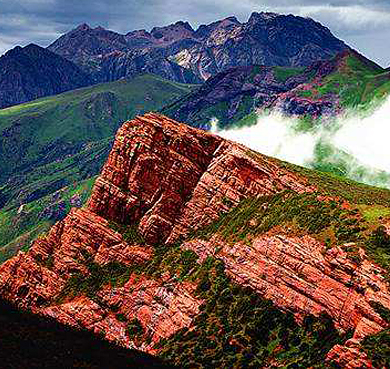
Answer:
xmin=0 ymin=298 xmax=170 ymax=369
xmin=0 ymin=44 xmax=93 ymax=109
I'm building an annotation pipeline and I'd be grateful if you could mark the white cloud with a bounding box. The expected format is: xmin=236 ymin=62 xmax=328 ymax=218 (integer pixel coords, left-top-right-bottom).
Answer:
xmin=296 ymin=5 xmax=390 ymax=32
xmin=211 ymin=113 xmax=318 ymax=167
xmin=212 ymin=97 xmax=390 ymax=188
xmin=333 ymin=99 xmax=390 ymax=172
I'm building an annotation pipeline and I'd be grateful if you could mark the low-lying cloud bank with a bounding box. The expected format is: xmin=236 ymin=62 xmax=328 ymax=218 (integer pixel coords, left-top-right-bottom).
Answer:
xmin=211 ymin=97 xmax=390 ymax=188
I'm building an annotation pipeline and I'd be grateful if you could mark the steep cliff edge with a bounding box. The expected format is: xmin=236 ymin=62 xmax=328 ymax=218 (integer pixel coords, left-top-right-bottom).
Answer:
xmin=1 ymin=113 xmax=389 ymax=368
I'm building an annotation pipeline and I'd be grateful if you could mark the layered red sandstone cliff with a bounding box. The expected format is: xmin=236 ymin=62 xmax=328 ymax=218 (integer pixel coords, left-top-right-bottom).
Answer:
xmin=0 ymin=113 xmax=388 ymax=368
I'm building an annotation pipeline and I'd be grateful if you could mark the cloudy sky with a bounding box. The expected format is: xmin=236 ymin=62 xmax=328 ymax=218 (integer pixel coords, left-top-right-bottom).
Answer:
xmin=0 ymin=0 xmax=389 ymax=67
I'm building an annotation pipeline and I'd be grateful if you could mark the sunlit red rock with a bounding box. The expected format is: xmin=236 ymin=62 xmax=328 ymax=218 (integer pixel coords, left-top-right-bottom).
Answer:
xmin=0 ymin=113 xmax=388 ymax=368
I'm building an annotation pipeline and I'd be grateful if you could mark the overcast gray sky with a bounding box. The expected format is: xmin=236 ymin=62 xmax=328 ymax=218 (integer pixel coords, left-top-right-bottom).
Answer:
xmin=0 ymin=0 xmax=389 ymax=67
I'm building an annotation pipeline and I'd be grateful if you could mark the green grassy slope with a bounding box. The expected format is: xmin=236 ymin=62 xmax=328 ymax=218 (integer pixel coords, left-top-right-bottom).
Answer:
xmin=227 ymin=53 xmax=390 ymax=187
xmin=0 ymin=74 xmax=196 ymax=185
xmin=0 ymin=177 xmax=95 ymax=263
xmin=0 ymin=74 xmax=196 ymax=256
xmin=234 ymin=51 xmax=390 ymax=128
xmin=294 ymin=51 xmax=390 ymax=109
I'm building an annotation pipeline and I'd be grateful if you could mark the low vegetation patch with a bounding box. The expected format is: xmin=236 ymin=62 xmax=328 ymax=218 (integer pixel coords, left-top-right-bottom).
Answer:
xmin=157 ymin=257 xmax=349 ymax=368
xmin=109 ymin=221 xmax=146 ymax=245
xmin=362 ymin=302 xmax=390 ymax=368
xmin=273 ymin=66 xmax=306 ymax=83
xmin=191 ymin=189 xmax=390 ymax=276
xmin=56 ymin=257 xmax=142 ymax=303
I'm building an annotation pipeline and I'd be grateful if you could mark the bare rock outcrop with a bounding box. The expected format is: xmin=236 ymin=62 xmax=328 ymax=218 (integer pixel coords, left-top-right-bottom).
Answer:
xmin=0 ymin=113 xmax=388 ymax=368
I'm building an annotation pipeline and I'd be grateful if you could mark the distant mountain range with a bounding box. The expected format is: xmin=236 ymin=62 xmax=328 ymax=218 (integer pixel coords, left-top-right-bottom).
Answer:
xmin=0 ymin=12 xmax=349 ymax=109
xmin=162 ymin=50 xmax=389 ymax=128
xmin=0 ymin=11 xmax=389 ymax=262
xmin=0 ymin=44 xmax=92 ymax=109
xmin=48 ymin=12 xmax=348 ymax=83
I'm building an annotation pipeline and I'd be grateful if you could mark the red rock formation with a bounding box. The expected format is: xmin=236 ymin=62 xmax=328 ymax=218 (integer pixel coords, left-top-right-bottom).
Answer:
xmin=182 ymin=233 xmax=389 ymax=367
xmin=88 ymin=113 xmax=313 ymax=245
xmin=88 ymin=114 xmax=222 ymax=244
xmin=41 ymin=275 xmax=202 ymax=353
xmin=327 ymin=344 xmax=374 ymax=369
xmin=0 ymin=113 xmax=388 ymax=368
xmin=0 ymin=204 xmax=201 ymax=350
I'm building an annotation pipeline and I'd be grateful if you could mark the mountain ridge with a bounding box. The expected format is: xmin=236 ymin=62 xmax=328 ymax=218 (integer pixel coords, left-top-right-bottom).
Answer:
xmin=0 ymin=44 xmax=93 ymax=109
xmin=47 ymin=11 xmax=349 ymax=83
xmin=162 ymin=49 xmax=389 ymax=129
xmin=0 ymin=11 xmax=355 ymax=110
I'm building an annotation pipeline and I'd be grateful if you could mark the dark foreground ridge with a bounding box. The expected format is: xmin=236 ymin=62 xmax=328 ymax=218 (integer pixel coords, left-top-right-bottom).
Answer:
xmin=0 ymin=297 xmax=170 ymax=369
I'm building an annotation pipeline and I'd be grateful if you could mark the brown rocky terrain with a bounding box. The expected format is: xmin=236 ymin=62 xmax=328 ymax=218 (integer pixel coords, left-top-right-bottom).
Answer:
xmin=0 ymin=113 xmax=389 ymax=368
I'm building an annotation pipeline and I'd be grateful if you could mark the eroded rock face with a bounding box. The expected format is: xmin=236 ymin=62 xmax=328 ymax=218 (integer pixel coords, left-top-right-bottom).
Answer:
xmin=327 ymin=343 xmax=374 ymax=369
xmin=182 ymin=233 xmax=389 ymax=367
xmin=42 ymin=276 xmax=202 ymax=354
xmin=0 ymin=113 xmax=388 ymax=367
xmin=88 ymin=113 xmax=222 ymax=244
xmin=89 ymin=113 xmax=313 ymax=246
xmin=0 ymin=202 xmax=201 ymax=350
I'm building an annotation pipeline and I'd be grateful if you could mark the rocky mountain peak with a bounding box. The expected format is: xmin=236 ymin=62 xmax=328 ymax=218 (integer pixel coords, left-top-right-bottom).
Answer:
xmin=173 ymin=20 xmax=194 ymax=32
xmin=3 ymin=45 xmax=23 ymax=57
xmin=125 ymin=29 xmax=150 ymax=37
xmin=150 ymin=21 xmax=195 ymax=43
xmin=248 ymin=11 xmax=280 ymax=23
xmin=44 ymin=12 xmax=350 ymax=84
xmin=224 ymin=15 xmax=241 ymax=23
xmin=23 ymin=43 xmax=50 ymax=56
xmin=75 ymin=23 xmax=92 ymax=31
xmin=194 ymin=16 xmax=241 ymax=39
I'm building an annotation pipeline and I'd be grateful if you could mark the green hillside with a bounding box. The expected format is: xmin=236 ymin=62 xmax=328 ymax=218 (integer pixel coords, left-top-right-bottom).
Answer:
xmin=163 ymin=51 xmax=390 ymax=131
xmin=0 ymin=74 xmax=196 ymax=257
xmin=0 ymin=74 xmax=196 ymax=187
xmin=293 ymin=51 xmax=390 ymax=109
xmin=0 ymin=177 xmax=95 ymax=263
xmin=228 ymin=53 xmax=390 ymax=187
